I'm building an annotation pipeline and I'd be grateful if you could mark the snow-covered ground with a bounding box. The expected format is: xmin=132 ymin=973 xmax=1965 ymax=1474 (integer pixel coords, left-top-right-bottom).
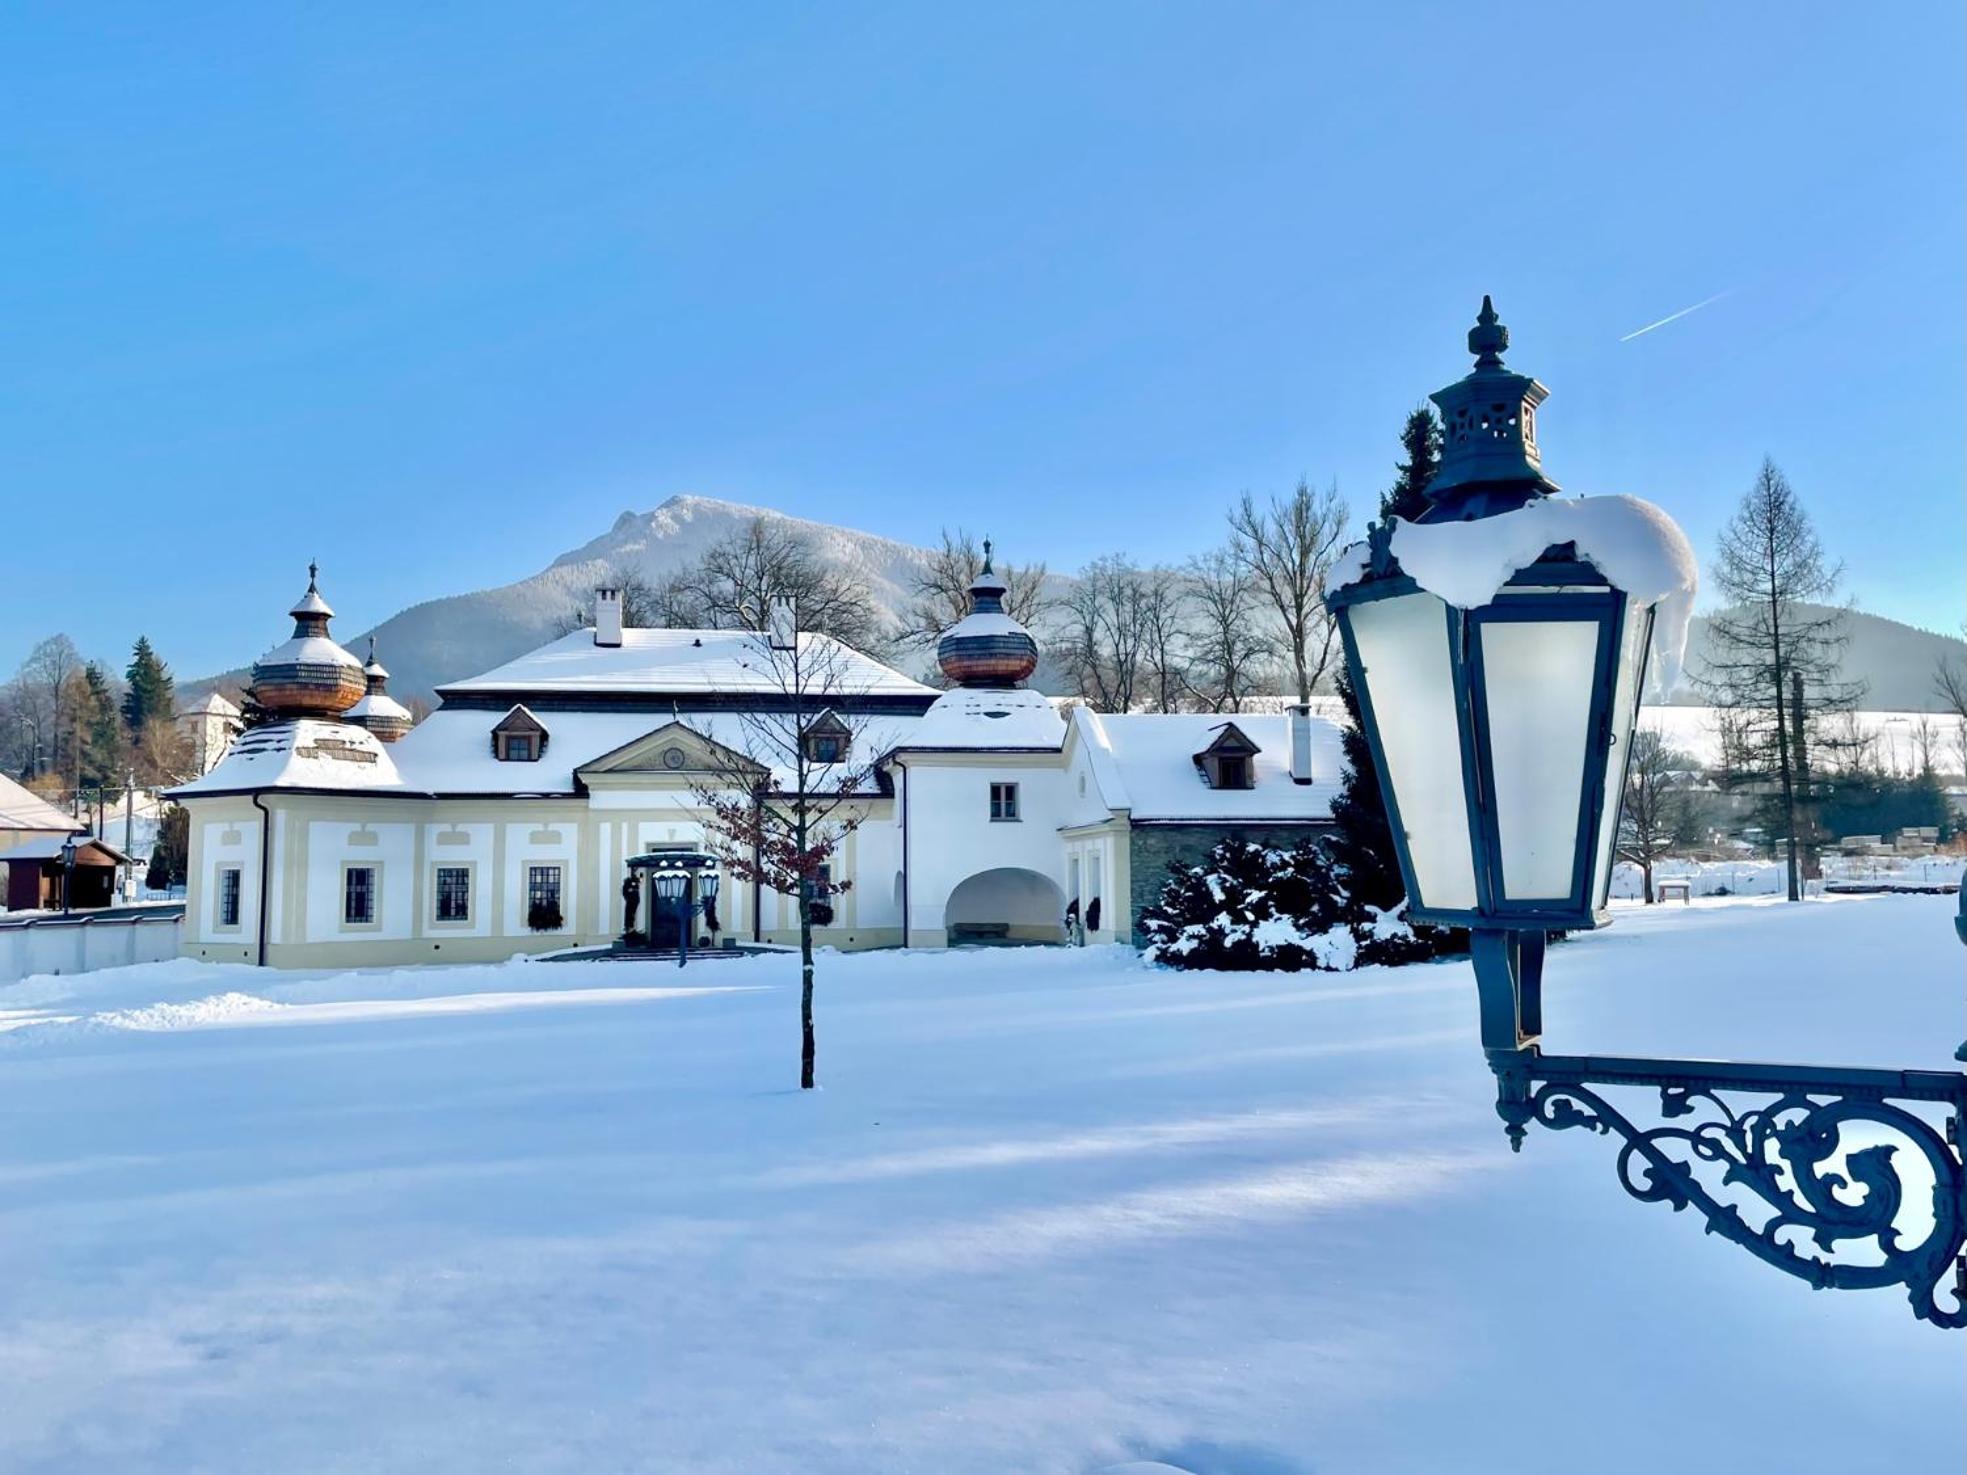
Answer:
xmin=0 ymin=897 xmax=1961 ymax=1473
xmin=1610 ymin=854 xmax=1965 ymax=898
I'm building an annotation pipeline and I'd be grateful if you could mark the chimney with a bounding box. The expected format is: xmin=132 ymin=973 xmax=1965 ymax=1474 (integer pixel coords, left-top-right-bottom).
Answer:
xmin=1288 ymin=704 xmax=1314 ymax=785
xmin=594 ymin=587 xmax=624 ymax=647
xmin=768 ymin=594 xmax=797 ymax=651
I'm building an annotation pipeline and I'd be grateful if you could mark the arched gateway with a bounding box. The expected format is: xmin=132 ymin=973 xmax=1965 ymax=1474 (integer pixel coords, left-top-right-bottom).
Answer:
xmin=943 ymin=867 xmax=1065 ymax=946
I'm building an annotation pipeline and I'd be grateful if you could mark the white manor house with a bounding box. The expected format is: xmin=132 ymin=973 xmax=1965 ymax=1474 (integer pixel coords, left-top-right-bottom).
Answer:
xmin=174 ymin=554 xmax=1344 ymax=966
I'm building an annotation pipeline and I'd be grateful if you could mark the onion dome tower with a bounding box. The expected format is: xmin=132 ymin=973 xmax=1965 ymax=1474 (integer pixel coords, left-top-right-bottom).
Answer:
xmin=249 ymin=562 xmax=368 ymax=719
xmin=345 ymin=637 xmax=413 ymax=742
xmin=936 ymin=541 xmax=1039 ymax=688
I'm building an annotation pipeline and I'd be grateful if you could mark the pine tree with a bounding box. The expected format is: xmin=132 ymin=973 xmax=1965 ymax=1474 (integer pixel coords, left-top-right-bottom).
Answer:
xmin=1323 ymin=406 xmax=1462 ymax=954
xmin=79 ymin=663 xmax=128 ymax=804
xmin=123 ymin=637 xmax=176 ymax=736
xmin=1385 ymin=406 xmax=1442 ymax=523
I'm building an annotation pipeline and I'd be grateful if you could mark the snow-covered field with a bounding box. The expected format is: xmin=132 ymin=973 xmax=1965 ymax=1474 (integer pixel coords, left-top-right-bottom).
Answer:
xmin=1 ymin=897 xmax=1961 ymax=1474
xmin=1610 ymin=854 xmax=1965 ymax=898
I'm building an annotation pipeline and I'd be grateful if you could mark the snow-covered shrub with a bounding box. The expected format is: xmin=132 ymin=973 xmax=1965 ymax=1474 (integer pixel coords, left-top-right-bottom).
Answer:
xmin=1139 ymin=837 xmax=1436 ymax=972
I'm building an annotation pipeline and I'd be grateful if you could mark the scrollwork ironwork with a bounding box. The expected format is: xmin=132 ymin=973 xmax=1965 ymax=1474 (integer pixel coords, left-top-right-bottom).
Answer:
xmin=1493 ymin=1052 xmax=1967 ymax=1329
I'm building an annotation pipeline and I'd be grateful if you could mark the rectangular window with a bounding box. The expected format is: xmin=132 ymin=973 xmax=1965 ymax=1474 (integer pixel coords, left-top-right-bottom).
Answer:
xmin=504 ymin=734 xmax=533 ymax=762
xmin=217 ymin=866 xmax=242 ymax=928
xmin=1217 ymin=755 xmax=1249 ymax=790
xmin=989 ymin=782 xmax=1020 ymax=822
xmin=809 ymin=734 xmax=843 ymax=764
xmin=343 ymin=866 xmax=376 ymax=926
xmin=435 ymin=866 xmax=471 ymax=923
xmin=527 ymin=864 xmax=562 ymax=918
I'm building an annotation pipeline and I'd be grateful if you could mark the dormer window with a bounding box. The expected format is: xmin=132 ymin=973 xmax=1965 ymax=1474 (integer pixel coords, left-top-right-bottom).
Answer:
xmin=1194 ymin=722 xmax=1260 ymax=790
xmin=801 ymin=708 xmax=851 ymax=766
xmin=492 ymin=704 xmax=548 ymax=763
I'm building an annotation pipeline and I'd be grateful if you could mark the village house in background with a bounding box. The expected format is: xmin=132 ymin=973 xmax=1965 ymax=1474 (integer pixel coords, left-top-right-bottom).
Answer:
xmin=178 ymin=691 xmax=244 ymax=776
xmin=169 ymin=553 xmax=1344 ymax=966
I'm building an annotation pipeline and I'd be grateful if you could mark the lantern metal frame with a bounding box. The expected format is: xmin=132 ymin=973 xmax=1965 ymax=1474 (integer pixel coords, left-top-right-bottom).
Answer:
xmin=1330 ymin=554 xmax=1644 ymax=937
xmin=1324 ymin=299 xmax=1967 ymax=1328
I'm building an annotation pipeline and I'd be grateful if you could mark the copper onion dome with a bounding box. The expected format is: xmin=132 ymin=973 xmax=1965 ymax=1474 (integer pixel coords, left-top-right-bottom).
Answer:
xmin=936 ymin=540 xmax=1039 ymax=688
xmin=249 ymin=562 xmax=368 ymax=719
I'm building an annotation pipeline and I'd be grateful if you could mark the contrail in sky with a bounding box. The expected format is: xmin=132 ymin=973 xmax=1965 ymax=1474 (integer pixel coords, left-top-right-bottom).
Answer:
xmin=1619 ymin=290 xmax=1730 ymax=342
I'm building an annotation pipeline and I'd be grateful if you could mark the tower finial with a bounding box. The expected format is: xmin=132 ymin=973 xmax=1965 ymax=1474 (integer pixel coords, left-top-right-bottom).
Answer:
xmin=308 ymin=559 xmax=320 ymax=590
xmin=981 ymin=537 xmax=994 ymax=574
xmin=1468 ymin=295 xmax=1508 ymax=369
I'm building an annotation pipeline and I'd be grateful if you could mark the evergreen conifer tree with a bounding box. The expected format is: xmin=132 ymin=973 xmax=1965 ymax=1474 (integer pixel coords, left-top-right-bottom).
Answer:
xmin=80 ymin=663 xmax=127 ymax=802
xmin=1322 ymin=405 xmax=1462 ymax=953
xmin=122 ymin=637 xmax=176 ymax=736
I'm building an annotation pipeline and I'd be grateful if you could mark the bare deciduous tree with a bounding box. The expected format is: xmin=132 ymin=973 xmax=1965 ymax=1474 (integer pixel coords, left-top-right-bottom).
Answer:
xmin=671 ymin=517 xmax=888 ymax=654
xmin=1618 ymin=726 xmax=1699 ymax=903
xmin=1227 ymin=479 xmax=1349 ymax=704
xmin=1051 ymin=555 xmax=1155 ymax=713
xmin=1183 ymin=546 xmax=1275 ymax=713
xmin=1697 ymin=459 xmax=1862 ymax=899
xmin=900 ymin=530 xmax=1052 ymax=662
xmin=688 ymin=623 xmax=881 ymax=1090
xmin=558 ymin=567 xmax=679 ymax=635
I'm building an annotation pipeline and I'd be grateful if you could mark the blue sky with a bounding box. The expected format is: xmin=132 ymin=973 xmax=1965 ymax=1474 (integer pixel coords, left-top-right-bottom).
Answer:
xmin=2 ymin=3 xmax=1961 ymax=679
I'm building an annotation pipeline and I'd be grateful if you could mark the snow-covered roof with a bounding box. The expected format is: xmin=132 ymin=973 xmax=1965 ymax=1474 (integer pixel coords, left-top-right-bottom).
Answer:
xmin=0 ymin=774 xmax=85 ymax=835
xmin=256 ymin=634 xmax=365 ymax=672
xmin=345 ymin=691 xmax=413 ymax=724
xmin=182 ymin=691 xmax=242 ymax=718
xmin=1073 ymin=709 xmax=1343 ymax=823
xmin=170 ymin=720 xmax=409 ymax=797
xmin=892 ymin=686 xmax=1065 ymax=753
xmin=437 ymin=628 xmax=933 ymax=699
xmin=390 ymin=707 xmax=920 ymax=795
xmin=0 ymin=833 xmax=130 ymax=865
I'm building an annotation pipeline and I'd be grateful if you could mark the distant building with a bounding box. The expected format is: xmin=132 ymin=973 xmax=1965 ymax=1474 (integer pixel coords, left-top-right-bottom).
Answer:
xmin=171 ymin=555 xmax=1342 ymax=965
xmin=179 ymin=691 xmax=245 ymax=775
xmin=0 ymin=774 xmax=100 ymax=912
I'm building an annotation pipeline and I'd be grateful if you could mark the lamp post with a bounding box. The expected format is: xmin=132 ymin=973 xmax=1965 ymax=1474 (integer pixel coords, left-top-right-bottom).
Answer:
xmin=59 ymin=834 xmax=76 ymax=915
xmin=637 ymin=851 xmax=723 ymax=968
xmin=1328 ymin=300 xmax=1967 ymax=1329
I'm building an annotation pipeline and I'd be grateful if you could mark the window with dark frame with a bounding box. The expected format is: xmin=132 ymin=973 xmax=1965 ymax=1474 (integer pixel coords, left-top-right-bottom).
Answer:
xmin=1215 ymin=754 xmax=1250 ymax=790
xmin=343 ymin=866 xmax=376 ymax=925
xmin=435 ymin=866 xmax=471 ymax=923
xmin=504 ymin=734 xmax=534 ymax=762
xmin=218 ymin=867 xmax=242 ymax=927
xmin=807 ymin=733 xmax=844 ymax=764
xmin=989 ymin=782 xmax=1020 ymax=821
xmin=527 ymin=865 xmax=562 ymax=915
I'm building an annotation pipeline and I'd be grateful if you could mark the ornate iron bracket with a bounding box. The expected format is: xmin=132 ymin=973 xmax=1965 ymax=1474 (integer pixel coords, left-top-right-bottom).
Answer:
xmin=1491 ymin=1049 xmax=1967 ymax=1329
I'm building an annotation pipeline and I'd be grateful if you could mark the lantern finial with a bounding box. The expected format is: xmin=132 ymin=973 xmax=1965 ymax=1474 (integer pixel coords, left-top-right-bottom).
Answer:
xmin=1469 ymin=295 xmax=1508 ymax=369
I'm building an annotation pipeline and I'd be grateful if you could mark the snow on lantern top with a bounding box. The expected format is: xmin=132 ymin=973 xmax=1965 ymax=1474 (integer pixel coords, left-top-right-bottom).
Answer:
xmin=936 ymin=540 xmax=1039 ymax=688
xmin=250 ymin=562 xmax=368 ymax=719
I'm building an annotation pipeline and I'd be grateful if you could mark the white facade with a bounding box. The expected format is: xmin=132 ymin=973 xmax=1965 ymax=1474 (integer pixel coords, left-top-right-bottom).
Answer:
xmin=174 ymin=595 xmax=1343 ymax=967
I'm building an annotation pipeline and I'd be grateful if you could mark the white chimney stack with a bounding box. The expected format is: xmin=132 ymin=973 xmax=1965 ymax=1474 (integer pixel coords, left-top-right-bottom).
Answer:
xmin=1288 ymin=703 xmax=1314 ymax=785
xmin=595 ymin=587 xmax=624 ymax=648
xmin=768 ymin=594 xmax=797 ymax=651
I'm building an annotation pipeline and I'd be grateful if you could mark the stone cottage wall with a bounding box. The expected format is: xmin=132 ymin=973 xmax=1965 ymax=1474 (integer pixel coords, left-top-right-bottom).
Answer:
xmin=1127 ymin=822 xmax=1334 ymax=946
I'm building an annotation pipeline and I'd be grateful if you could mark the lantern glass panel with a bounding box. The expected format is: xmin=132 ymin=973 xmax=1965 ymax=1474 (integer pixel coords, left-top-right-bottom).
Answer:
xmin=1591 ymin=602 xmax=1653 ymax=910
xmin=1347 ymin=591 xmax=1477 ymax=911
xmin=1478 ymin=616 xmax=1601 ymax=901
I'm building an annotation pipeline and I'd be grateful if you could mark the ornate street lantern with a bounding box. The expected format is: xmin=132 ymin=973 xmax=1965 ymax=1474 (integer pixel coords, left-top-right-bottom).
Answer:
xmin=628 ymin=850 xmax=722 ymax=967
xmin=59 ymin=834 xmax=77 ymax=915
xmin=1329 ymin=301 xmax=1967 ymax=1329
xmin=1328 ymin=297 xmax=1693 ymax=1051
